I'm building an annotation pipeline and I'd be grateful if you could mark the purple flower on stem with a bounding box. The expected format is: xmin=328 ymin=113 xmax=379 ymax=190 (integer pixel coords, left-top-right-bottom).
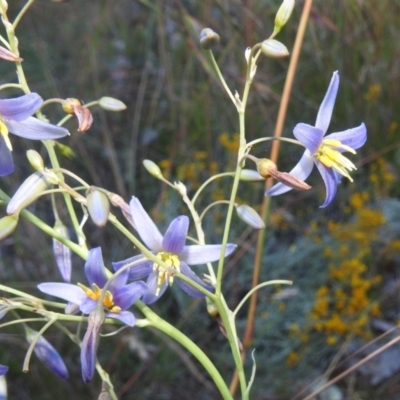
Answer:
xmin=112 ymin=197 xmax=236 ymax=304
xmin=0 ymin=93 xmax=69 ymax=176
xmin=265 ymin=71 xmax=367 ymax=207
xmin=38 ymin=247 xmax=147 ymax=326
xmin=38 ymin=247 xmax=147 ymax=382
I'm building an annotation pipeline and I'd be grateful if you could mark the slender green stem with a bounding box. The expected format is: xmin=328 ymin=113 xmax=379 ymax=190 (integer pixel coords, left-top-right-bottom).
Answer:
xmin=0 ymin=83 xmax=24 ymax=91
xmin=246 ymin=136 xmax=303 ymax=149
xmin=233 ymin=280 xmax=292 ymax=318
xmin=192 ymin=172 xmax=234 ymax=205
xmin=13 ymin=0 xmax=35 ymax=30
xmin=207 ymin=50 xmax=236 ymax=106
xmin=137 ymin=301 xmax=233 ymax=400
xmin=199 ymin=200 xmax=231 ymax=221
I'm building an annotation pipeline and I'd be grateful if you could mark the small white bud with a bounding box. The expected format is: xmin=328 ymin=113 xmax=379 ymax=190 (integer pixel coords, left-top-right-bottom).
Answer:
xmin=99 ymin=97 xmax=127 ymax=112
xmin=260 ymin=39 xmax=289 ymax=58
xmin=236 ymin=204 xmax=265 ymax=229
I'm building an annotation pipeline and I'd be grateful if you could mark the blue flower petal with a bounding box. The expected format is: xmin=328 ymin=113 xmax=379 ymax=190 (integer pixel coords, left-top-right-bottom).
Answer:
xmin=112 ymin=255 xmax=153 ymax=280
xmin=315 ymin=160 xmax=338 ymax=208
xmin=315 ymin=71 xmax=339 ymax=133
xmin=266 ymin=151 xmax=314 ymax=196
xmin=141 ymin=271 xmax=168 ymax=304
xmin=85 ymin=247 xmax=107 ymax=288
xmin=108 ymin=268 xmax=129 ymax=293
xmin=0 ymin=93 xmax=42 ymax=121
xmin=38 ymin=282 xmax=86 ymax=304
xmin=80 ymin=297 xmax=97 ymax=314
xmin=175 ymin=262 xmax=213 ymax=298
xmin=106 ymin=310 xmax=136 ymax=326
xmin=0 ymin=365 xmax=8 ymax=375
xmin=162 ymin=216 xmax=189 ymax=253
xmin=130 ymin=197 xmax=163 ymax=251
xmin=179 ymin=243 xmax=236 ymax=265
xmin=5 ymin=117 xmax=69 ymax=139
xmin=113 ymin=281 xmax=147 ymax=310
xmin=293 ymin=123 xmax=324 ymax=154
xmin=0 ymin=135 xmax=14 ymax=176
xmin=325 ymin=123 xmax=367 ymax=151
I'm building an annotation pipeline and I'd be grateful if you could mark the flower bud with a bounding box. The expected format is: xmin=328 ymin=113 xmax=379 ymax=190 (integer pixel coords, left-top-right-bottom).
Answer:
xmin=0 ymin=45 xmax=22 ymax=62
xmin=0 ymin=0 xmax=7 ymax=15
xmin=62 ymin=98 xmax=93 ymax=132
xmin=62 ymin=98 xmax=81 ymax=114
xmin=269 ymin=170 xmax=311 ymax=191
xmin=256 ymin=158 xmax=278 ymax=178
xmin=239 ymin=169 xmax=265 ymax=181
xmin=143 ymin=159 xmax=163 ymax=179
xmin=53 ymin=221 xmax=72 ymax=282
xmin=7 ymin=172 xmax=50 ymax=215
xmin=99 ymin=96 xmax=127 ymax=112
xmin=25 ymin=327 xmax=69 ymax=379
xmin=81 ymin=309 xmax=105 ymax=382
xmin=86 ymin=187 xmax=110 ymax=227
xmin=27 ymin=150 xmax=45 ymax=171
xmin=236 ymin=204 xmax=265 ymax=229
xmin=260 ymin=39 xmax=289 ymax=58
xmin=0 ymin=215 xmax=18 ymax=240
xmin=108 ymin=193 xmax=135 ymax=229
xmin=199 ymin=28 xmax=220 ymax=50
xmin=274 ymin=0 xmax=295 ymax=34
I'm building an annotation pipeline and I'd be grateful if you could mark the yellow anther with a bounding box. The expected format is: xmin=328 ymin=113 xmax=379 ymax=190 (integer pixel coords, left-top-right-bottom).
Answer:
xmin=153 ymin=251 xmax=181 ymax=296
xmin=315 ymin=139 xmax=357 ymax=182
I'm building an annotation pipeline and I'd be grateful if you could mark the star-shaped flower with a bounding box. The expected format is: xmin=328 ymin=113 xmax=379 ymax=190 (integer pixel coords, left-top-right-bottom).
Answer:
xmin=265 ymin=71 xmax=367 ymax=207
xmin=38 ymin=247 xmax=147 ymax=326
xmin=0 ymin=93 xmax=69 ymax=176
xmin=112 ymin=197 xmax=236 ymax=304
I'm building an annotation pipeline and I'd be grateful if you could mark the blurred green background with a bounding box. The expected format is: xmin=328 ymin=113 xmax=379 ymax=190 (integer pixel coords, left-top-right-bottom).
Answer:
xmin=1 ymin=0 xmax=400 ymax=399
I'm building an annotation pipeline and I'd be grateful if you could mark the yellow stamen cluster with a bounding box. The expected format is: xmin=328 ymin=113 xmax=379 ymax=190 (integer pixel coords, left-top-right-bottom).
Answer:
xmin=153 ymin=251 xmax=181 ymax=296
xmin=314 ymin=138 xmax=356 ymax=181
xmin=78 ymin=283 xmax=121 ymax=313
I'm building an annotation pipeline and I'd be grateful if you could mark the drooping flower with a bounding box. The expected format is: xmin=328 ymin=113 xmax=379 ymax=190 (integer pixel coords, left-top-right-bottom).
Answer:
xmin=112 ymin=197 xmax=236 ymax=304
xmin=38 ymin=247 xmax=147 ymax=326
xmin=265 ymin=71 xmax=367 ymax=207
xmin=25 ymin=327 xmax=69 ymax=380
xmin=0 ymin=93 xmax=70 ymax=176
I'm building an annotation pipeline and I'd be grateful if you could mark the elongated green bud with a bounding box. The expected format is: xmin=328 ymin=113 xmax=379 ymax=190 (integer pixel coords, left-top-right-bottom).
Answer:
xmin=0 ymin=0 xmax=8 ymax=15
xmin=200 ymin=28 xmax=220 ymax=50
xmin=53 ymin=221 xmax=72 ymax=282
xmin=86 ymin=187 xmax=110 ymax=227
xmin=260 ymin=39 xmax=289 ymax=58
xmin=143 ymin=159 xmax=163 ymax=179
xmin=239 ymin=169 xmax=265 ymax=181
xmin=7 ymin=172 xmax=50 ymax=215
xmin=236 ymin=204 xmax=265 ymax=229
xmin=0 ymin=215 xmax=18 ymax=240
xmin=273 ymin=0 xmax=295 ymax=36
xmin=99 ymin=97 xmax=127 ymax=112
xmin=27 ymin=149 xmax=45 ymax=171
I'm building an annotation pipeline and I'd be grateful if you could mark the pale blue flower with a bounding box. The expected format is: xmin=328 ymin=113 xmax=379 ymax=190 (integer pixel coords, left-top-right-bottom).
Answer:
xmin=113 ymin=197 xmax=236 ymax=304
xmin=0 ymin=93 xmax=69 ymax=176
xmin=266 ymin=71 xmax=367 ymax=207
